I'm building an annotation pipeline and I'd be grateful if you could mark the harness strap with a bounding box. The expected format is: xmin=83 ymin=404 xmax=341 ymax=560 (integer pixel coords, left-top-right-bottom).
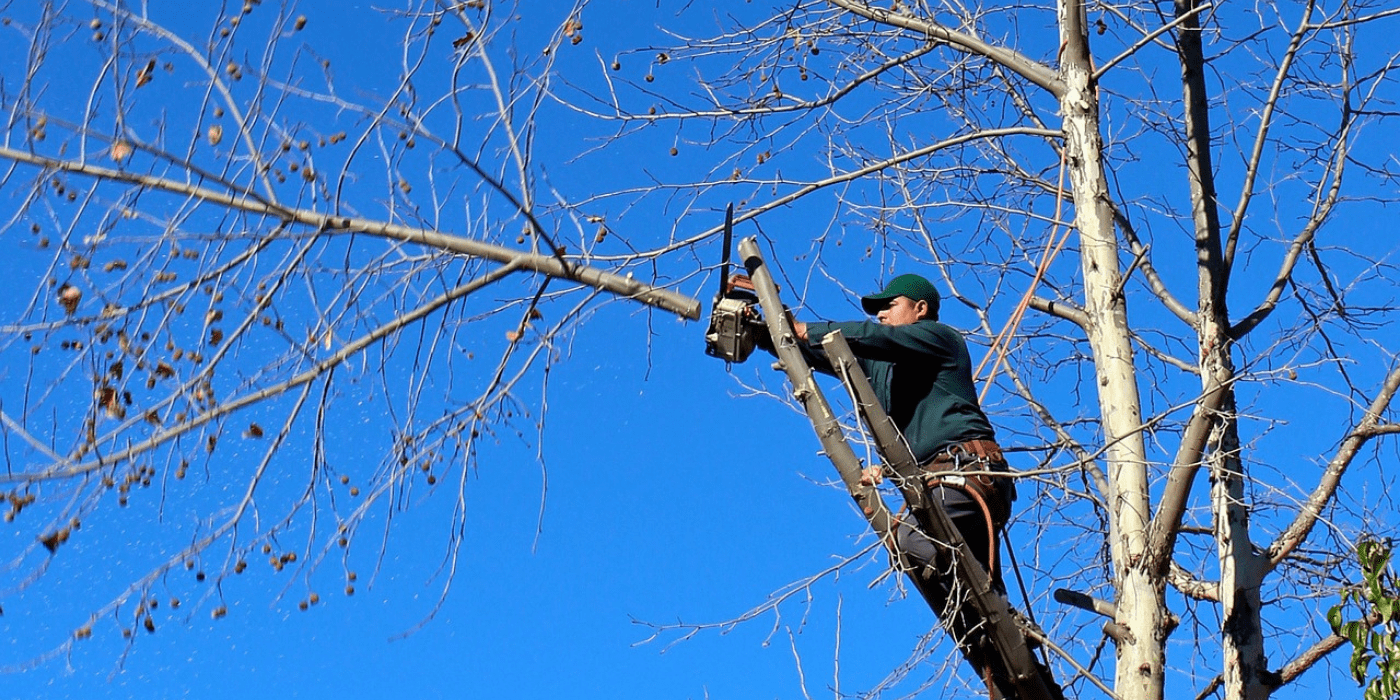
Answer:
xmin=920 ymin=439 xmax=1012 ymax=579
xmin=925 ymin=477 xmax=1000 ymax=579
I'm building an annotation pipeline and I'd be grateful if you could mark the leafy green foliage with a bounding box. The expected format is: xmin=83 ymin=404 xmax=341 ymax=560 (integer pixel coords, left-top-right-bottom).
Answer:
xmin=1330 ymin=539 xmax=1400 ymax=700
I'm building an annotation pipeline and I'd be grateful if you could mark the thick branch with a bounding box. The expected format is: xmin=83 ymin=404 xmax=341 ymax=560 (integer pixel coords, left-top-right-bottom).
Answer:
xmin=1274 ymin=632 xmax=1348 ymax=687
xmin=0 ymin=146 xmax=701 ymax=320
xmin=1144 ymin=383 xmax=1228 ymax=574
xmin=1027 ymin=295 xmax=1088 ymax=328
xmin=1169 ymin=561 xmax=1220 ymax=602
xmin=827 ymin=0 xmax=1066 ymax=98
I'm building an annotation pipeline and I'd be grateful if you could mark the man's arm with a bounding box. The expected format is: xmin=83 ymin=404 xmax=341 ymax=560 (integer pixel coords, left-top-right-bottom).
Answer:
xmin=806 ymin=320 xmax=955 ymax=363
xmin=755 ymin=317 xmax=837 ymax=375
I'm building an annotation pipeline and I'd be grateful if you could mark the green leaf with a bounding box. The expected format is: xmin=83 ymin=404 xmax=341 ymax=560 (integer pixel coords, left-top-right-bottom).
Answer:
xmin=1377 ymin=672 xmax=1398 ymax=700
xmin=1376 ymin=545 xmax=1394 ymax=573
xmin=1352 ymin=649 xmax=1373 ymax=684
xmin=1360 ymin=539 xmax=1384 ymax=568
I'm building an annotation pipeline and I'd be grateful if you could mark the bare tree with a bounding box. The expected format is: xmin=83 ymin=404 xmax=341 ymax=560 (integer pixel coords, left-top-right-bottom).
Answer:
xmin=549 ymin=1 xmax=1400 ymax=699
xmin=0 ymin=0 xmax=699 ymax=666
xmin=3 ymin=1 xmax=1400 ymax=699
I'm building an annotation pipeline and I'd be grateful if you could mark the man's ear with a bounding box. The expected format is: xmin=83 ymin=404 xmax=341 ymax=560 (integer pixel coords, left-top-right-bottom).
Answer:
xmin=914 ymin=299 xmax=931 ymax=320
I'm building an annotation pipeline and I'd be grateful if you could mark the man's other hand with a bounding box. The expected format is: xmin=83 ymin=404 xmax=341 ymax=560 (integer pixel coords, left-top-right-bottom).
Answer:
xmin=859 ymin=466 xmax=883 ymax=485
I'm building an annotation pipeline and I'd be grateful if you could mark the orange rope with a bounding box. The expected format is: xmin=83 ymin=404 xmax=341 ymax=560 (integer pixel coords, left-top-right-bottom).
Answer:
xmin=928 ymin=478 xmax=1000 ymax=579
xmin=975 ymin=148 xmax=1073 ymax=402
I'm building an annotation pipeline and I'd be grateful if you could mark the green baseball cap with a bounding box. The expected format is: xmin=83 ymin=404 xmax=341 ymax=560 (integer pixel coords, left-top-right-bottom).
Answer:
xmin=860 ymin=273 xmax=941 ymax=317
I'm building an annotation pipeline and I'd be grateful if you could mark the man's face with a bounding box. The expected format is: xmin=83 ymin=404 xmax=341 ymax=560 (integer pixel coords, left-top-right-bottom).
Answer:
xmin=876 ymin=296 xmax=928 ymax=326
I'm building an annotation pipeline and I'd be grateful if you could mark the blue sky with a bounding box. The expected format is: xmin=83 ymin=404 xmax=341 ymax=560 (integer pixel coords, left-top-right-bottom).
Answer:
xmin=1 ymin=1 xmax=1397 ymax=699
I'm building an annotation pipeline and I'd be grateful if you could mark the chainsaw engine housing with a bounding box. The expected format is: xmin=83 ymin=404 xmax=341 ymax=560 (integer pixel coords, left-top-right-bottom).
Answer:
xmin=705 ymin=295 xmax=759 ymax=363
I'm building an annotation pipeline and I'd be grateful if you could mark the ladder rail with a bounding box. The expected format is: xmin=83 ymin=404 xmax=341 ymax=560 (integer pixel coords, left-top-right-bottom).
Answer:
xmin=735 ymin=236 xmax=1064 ymax=700
xmin=823 ymin=332 xmax=1062 ymax=700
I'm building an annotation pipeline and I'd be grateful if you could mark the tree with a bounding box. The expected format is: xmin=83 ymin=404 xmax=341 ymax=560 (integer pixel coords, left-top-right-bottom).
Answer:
xmin=2 ymin=1 xmax=1399 ymax=700
xmin=0 ymin=0 xmax=700 ymax=670
xmin=549 ymin=1 xmax=1400 ymax=699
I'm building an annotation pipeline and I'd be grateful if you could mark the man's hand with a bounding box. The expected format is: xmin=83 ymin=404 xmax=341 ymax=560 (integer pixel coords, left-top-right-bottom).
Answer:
xmin=791 ymin=318 xmax=807 ymax=342
xmin=859 ymin=465 xmax=884 ymax=486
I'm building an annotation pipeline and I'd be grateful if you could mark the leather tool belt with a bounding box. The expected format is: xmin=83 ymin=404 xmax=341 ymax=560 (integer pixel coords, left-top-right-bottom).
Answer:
xmin=932 ymin=439 xmax=1004 ymax=464
xmin=921 ymin=439 xmax=1011 ymax=524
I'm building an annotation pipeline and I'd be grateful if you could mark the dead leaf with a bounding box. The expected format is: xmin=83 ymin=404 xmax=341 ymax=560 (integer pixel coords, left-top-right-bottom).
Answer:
xmin=136 ymin=59 xmax=155 ymax=87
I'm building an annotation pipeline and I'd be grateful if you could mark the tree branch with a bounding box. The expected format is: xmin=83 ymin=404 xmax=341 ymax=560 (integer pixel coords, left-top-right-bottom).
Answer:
xmin=1092 ymin=3 xmax=1214 ymax=82
xmin=1144 ymin=383 xmax=1228 ymax=575
xmin=1265 ymin=363 xmax=1400 ymax=569
xmin=826 ymin=0 xmax=1066 ymax=98
xmin=0 ymin=145 xmax=701 ymax=320
xmin=0 ymin=259 xmax=527 ymax=483
xmin=1027 ymin=295 xmax=1088 ymax=328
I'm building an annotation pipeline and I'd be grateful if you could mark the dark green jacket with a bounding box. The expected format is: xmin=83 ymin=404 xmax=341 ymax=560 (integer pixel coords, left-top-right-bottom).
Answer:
xmin=803 ymin=319 xmax=995 ymax=463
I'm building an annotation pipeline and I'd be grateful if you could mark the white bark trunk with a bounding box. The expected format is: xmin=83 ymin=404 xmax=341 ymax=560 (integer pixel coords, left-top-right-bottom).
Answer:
xmin=1059 ymin=2 xmax=1165 ymax=698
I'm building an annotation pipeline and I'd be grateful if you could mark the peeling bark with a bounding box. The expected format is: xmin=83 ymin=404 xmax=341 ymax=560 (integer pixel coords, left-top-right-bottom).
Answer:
xmin=1058 ymin=0 xmax=1163 ymax=696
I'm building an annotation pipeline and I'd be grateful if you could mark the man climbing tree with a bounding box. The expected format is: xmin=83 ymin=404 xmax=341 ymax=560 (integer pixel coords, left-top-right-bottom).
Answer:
xmin=762 ymin=272 xmax=1023 ymax=694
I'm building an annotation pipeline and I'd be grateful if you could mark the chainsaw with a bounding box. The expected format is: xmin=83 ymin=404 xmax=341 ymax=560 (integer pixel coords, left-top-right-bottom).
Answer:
xmin=703 ymin=204 xmax=766 ymax=364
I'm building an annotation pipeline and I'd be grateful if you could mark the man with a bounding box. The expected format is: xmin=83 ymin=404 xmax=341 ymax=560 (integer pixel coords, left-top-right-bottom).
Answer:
xmin=774 ymin=273 xmax=1017 ymax=687
xmin=787 ymin=273 xmax=1014 ymax=572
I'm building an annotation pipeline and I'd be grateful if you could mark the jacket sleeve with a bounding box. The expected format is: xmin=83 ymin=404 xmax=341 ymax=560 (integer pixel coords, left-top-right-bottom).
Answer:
xmin=805 ymin=320 xmax=956 ymax=364
xmin=753 ymin=323 xmax=837 ymax=375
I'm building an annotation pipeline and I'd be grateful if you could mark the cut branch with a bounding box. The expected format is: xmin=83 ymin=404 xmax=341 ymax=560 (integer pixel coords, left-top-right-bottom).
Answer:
xmin=0 ymin=145 xmax=701 ymax=320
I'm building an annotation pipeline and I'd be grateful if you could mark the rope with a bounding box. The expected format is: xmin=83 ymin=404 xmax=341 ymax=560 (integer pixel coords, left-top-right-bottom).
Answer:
xmin=975 ymin=148 xmax=1073 ymax=403
xmin=1004 ymin=534 xmax=1054 ymax=668
xmin=927 ymin=478 xmax=1000 ymax=580
xmin=968 ymin=151 xmax=1072 ymax=677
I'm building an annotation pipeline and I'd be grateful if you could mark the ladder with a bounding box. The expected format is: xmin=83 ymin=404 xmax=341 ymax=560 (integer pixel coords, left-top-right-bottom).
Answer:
xmin=737 ymin=237 xmax=1065 ymax=700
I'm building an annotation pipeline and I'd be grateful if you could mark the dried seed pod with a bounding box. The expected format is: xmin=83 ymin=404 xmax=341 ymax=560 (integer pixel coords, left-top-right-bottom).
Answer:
xmin=58 ymin=284 xmax=81 ymax=314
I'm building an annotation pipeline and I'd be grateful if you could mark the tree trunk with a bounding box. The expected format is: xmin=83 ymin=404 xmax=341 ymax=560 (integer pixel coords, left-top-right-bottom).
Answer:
xmin=1058 ymin=1 xmax=1165 ymax=698
xmin=1171 ymin=0 xmax=1274 ymax=692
